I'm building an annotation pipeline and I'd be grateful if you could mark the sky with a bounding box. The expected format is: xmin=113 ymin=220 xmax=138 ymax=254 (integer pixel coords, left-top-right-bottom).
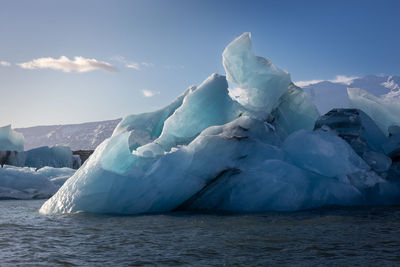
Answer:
xmin=1 ymin=0 xmax=400 ymax=128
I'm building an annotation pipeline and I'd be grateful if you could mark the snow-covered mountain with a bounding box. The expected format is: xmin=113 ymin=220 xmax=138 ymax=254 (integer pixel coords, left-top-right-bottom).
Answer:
xmin=14 ymin=75 xmax=399 ymax=151
xmin=299 ymin=75 xmax=400 ymax=114
xmin=15 ymin=119 xmax=121 ymax=151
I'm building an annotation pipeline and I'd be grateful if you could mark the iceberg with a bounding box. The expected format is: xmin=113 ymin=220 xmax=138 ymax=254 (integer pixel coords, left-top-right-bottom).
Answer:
xmin=40 ymin=33 xmax=400 ymax=215
xmin=24 ymin=145 xmax=81 ymax=169
xmin=0 ymin=150 xmax=25 ymax=167
xmin=0 ymin=124 xmax=80 ymax=169
xmin=0 ymin=125 xmax=24 ymax=152
xmin=0 ymin=165 xmax=58 ymax=199
xmin=0 ymin=145 xmax=80 ymax=169
xmin=0 ymin=165 xmax=75 ymax=199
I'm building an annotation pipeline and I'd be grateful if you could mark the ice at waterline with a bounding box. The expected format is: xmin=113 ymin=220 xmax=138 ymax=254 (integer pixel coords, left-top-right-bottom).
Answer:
xmin=40 ymin=33 xmax=400 ymax=215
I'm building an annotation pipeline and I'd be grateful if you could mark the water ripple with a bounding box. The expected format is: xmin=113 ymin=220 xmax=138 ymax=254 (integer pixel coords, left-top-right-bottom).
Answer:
xmin=0 ymin=200 xmax=400 ymax=266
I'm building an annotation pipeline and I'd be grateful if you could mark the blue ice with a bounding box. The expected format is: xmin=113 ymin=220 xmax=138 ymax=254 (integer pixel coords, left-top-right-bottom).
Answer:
xmin=39 ymin=33 xmax=399 ymax=215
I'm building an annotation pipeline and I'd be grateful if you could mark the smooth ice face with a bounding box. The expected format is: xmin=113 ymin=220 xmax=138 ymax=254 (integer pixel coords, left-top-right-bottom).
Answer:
xmin=0 ymin=125 xmax=24 ymax=152
xmin=113 ymin=86 xmax=194 ymax=150
xmin=156 ymin=73 xmax=242 ymax=150
xmin=223 ymin=32 xmax=291 ymax=115
xmin=272 ymin=84 xmax=320 ymax=136
xmin=283 ymin=129 xmax=370 ymax=177
xmin=282 ymin=129 xmax=389 ymax=194
xmin=348 ymin=87 xmax=400 ymax=135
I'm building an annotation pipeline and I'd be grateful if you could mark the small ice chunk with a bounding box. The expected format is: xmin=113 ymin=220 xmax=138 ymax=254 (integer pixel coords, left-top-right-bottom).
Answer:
xmin=24 ymin=145 xmax=78 ymax=169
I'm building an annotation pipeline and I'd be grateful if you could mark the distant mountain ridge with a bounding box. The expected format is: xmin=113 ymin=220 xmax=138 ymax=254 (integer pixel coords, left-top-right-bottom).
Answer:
xmin=16 ymin=119 xmax=121 ymax=151
xmin=300 ymin=75 xmax=400 ymax=114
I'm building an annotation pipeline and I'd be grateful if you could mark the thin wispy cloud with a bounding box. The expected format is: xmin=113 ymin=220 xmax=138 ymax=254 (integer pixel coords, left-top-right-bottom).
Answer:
xmin=141 ymin=89 xmax=160 ymax=98
xmin=17 ymin=56 xmax=117 ymax=73
xmin=141 ymin=62 xmax=154 ymax=68
xmin=126 ymin=63 xmax=140 ymax=70
xmin=295 ymin=75 xmax=359 ymax=87
xmin=0 ymin=61 xmax=11 ymax=67
xmin=112 ymin=56 xmax=153 ymax=70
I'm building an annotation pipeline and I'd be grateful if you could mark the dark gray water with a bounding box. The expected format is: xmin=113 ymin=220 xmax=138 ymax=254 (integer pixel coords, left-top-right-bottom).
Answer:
xmin=0 ymin=200 xmax=400 ymax=266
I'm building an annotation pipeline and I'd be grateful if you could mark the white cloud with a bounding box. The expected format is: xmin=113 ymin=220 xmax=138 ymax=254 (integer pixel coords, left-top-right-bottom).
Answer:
xmin=294 ymin=75 xmax=359 ymax=87
xmin=141 ymin=89 xmax=160 ymax=98
xmin=111 ymin=56 xmax=153 ymax=70
xmin=17 ymin=56 xmax=117 ymax=72
xmin=0 ymin=61 xmax=11 ymax=67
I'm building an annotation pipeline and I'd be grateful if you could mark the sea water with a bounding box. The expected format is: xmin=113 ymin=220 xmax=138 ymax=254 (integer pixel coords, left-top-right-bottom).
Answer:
xmin=1 ymin=200 xmax=399 ymax=266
